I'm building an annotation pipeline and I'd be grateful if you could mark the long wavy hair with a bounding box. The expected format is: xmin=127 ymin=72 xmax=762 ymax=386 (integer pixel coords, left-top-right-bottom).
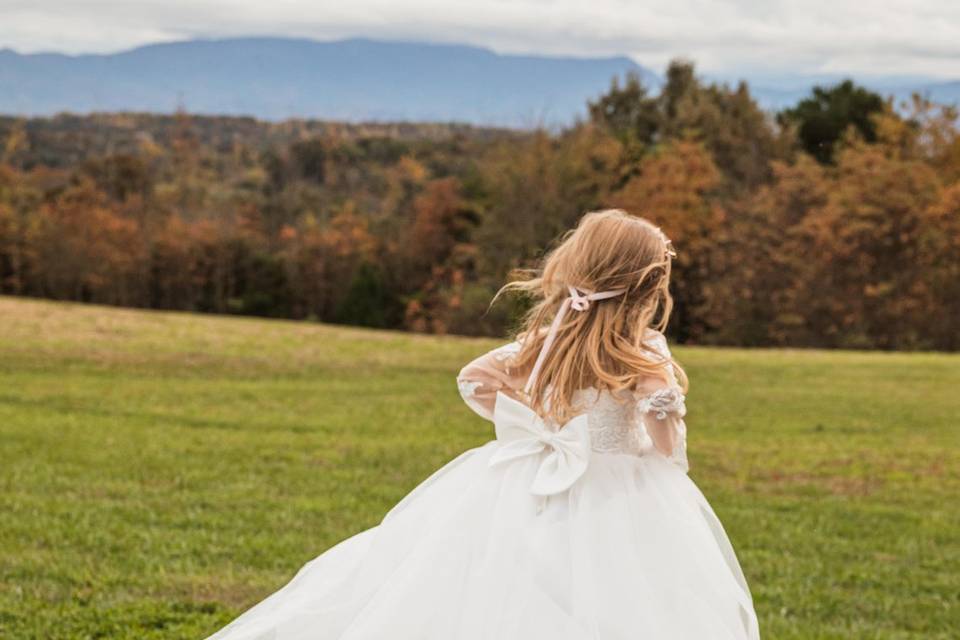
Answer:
xmin=498 ymin=209 xmax=687 ymax=423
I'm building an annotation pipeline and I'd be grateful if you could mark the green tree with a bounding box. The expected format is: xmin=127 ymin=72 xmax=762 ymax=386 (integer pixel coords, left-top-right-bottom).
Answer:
xmin=588 ymin=72 xmax=660 ymax=151
xmin=591 ymin=61 xmax=784 ymax=192
xmin=780 ymin=79 xmax=885 ymax=164
xmin=335 ymin=262 xmax=396 ymax=328
xmin=657 ymin=61 xmax=784 ymax=191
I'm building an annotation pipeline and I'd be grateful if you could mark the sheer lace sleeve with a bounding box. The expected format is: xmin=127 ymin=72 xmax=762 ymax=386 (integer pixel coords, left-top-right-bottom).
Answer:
xmin=637 ymin=386 xmax=688 ymax=471
xmin=636 ymin=331 xmax=689 ymax=472
xmin=456 ymin=342 xmax=526 ymax=420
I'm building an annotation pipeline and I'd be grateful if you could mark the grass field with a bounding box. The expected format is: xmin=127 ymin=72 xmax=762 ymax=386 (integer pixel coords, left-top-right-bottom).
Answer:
xmin=0 ymin=296 xmax=958 ymax=639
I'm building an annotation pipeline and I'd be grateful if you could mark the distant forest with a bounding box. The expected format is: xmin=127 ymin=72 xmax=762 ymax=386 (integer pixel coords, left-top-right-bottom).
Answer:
xmin=1 ymin=62 xmax=958 ymax=350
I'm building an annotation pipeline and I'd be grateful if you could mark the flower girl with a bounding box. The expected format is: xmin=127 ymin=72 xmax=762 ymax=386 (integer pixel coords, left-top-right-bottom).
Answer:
xmin=207 ymin=209 xmax=760 ymax=639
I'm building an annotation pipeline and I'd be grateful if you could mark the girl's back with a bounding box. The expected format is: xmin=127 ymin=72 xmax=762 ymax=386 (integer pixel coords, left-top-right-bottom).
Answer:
xmin=458 ymin=328 xmax=688 ymax=466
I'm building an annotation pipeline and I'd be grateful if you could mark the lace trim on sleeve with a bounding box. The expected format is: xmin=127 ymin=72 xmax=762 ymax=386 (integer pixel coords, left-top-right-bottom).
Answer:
xmin=637 ymin=386 xmax=687 ymax=420
xmin=637 ymin=385 xmax=689 ymax=472
xmin=456 ymin=378 xmax=490 ymax=420
xmin=457 ymin=378 xmax=483 ymax=399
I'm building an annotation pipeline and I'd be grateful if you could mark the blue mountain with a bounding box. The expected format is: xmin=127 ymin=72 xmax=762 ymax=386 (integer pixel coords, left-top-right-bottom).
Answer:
xmin=0 ymin=37 xmax=956 ymax=125
xmin=0 ymin=37 xmax=656 ymax=127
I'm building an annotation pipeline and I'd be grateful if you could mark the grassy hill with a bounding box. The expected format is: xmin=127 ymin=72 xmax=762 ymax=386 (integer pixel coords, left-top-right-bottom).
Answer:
xmin=0 ymin=296 xmax=957 ymax=639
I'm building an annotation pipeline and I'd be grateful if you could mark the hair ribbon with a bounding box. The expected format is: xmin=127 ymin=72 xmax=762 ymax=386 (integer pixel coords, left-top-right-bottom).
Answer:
xmin=523 ymin=285 xmax=627 ymax=395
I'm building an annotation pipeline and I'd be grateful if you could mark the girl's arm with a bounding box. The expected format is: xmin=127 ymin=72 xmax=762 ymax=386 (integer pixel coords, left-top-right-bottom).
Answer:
xmin=635 ymin=330 xmax=689 ymax=471
xmin=456 ymin=342 xmax=525 ymax=420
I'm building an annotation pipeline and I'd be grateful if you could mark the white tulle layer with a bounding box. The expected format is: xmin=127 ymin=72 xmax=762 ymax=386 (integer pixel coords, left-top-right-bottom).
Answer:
xmin=207 ymin=444 xmax=760 ymax=640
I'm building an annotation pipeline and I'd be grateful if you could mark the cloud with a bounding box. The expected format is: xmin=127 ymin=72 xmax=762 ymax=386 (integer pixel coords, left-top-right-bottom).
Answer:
xmin=1 ymin=0 xmax=959 ymax=79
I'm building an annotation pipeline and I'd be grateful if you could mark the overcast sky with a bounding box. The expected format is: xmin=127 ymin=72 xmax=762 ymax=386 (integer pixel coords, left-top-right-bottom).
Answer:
xmin=2 ymin=0 xmax=959 ymax=80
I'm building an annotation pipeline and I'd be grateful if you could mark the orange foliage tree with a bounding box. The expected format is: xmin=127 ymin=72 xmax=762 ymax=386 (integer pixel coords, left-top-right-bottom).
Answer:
xmin=29 ymin=181 xmax=146 ymax=305
xmin=608 ymin=141 xmax=724 ymax=342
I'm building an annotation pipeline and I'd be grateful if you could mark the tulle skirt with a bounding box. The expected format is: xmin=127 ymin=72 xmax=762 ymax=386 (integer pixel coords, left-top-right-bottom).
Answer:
xmin=206 ymin=442 xmax=760 ymax=640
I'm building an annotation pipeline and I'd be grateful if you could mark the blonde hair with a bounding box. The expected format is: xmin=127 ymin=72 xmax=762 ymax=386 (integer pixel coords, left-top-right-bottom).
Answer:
xmin=499 ymin=209 xmax=687 ymax=423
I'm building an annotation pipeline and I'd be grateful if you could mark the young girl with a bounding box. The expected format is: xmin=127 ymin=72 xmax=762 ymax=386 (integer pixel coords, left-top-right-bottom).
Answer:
xmin=207 ymin=210 xmax=760 ymax=639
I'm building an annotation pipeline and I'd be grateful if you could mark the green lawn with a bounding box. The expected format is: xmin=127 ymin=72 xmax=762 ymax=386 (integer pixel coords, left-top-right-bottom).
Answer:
xmin=0 ymin=296 xmax=958 ymax=639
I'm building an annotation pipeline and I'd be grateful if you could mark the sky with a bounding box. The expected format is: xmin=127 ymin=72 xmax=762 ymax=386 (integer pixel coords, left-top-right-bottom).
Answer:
xmin=2 ymin=0 xmax=959 ymax=80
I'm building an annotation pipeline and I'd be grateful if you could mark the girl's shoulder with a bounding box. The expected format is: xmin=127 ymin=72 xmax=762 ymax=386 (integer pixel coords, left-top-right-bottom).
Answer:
xmin=492 ymin=339 xmax=522 ymax=357
xmin=634 ymin=328 xmax=681 ymax=393
xmin=487 ymin=340 xmax=522 ymax=370
xmin=641 ymin=328 xmax=671 ymax=358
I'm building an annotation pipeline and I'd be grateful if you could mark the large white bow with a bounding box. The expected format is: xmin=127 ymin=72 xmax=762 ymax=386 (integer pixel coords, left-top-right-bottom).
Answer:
xmin=489 ymin=392 xmax=591 ymax=497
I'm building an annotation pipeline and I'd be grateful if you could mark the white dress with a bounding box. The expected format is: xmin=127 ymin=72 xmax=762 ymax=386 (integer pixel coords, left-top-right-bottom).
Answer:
xmin=206 ymin=332 xmax=760 ymax=640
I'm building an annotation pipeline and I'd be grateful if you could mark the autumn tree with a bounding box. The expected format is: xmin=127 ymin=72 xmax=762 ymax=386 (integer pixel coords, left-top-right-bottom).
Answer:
xmin=591 ymin=61 xmax=785 ymax=192
xmin=399 ymin=177 xmax=481 ymax=333
xmin=709 ymin=156 xmax=830 ymax=346
xmin=608 ymin=141 xmax=724 ymax=342
xmin=149 ymin=215 xmax=221 ymax=311
xmin=477 ymin=125 xmax=622 ymax=280
xmin=30 ymin=181 xmax=146 ymax=305
xmin=281 ymin=204 xmax=378 ymax=322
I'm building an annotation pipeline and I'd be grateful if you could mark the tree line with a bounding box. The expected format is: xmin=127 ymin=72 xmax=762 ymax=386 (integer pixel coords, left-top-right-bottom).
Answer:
xmin=1 ymin=62 xmax=958 ymax=350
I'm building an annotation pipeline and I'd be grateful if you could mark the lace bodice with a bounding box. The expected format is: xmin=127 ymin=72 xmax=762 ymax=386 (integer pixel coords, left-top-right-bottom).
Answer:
xmin=572 ymin=388 xmax=650 ymax=455
xmin=456 ymin=331 xmax=689 ymax=471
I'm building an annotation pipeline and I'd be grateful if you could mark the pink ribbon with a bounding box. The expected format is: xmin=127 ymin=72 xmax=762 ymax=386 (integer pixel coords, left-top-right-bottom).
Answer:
xmin=523 ymin=285 xmax=627 ymax=395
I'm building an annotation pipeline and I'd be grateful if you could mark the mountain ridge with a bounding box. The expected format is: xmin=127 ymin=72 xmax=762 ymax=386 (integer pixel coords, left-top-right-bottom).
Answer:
xmin=0 ymin=37 xmax=655 ymax=127
xmin=0 ymin=36 xmax=957 ymax=125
